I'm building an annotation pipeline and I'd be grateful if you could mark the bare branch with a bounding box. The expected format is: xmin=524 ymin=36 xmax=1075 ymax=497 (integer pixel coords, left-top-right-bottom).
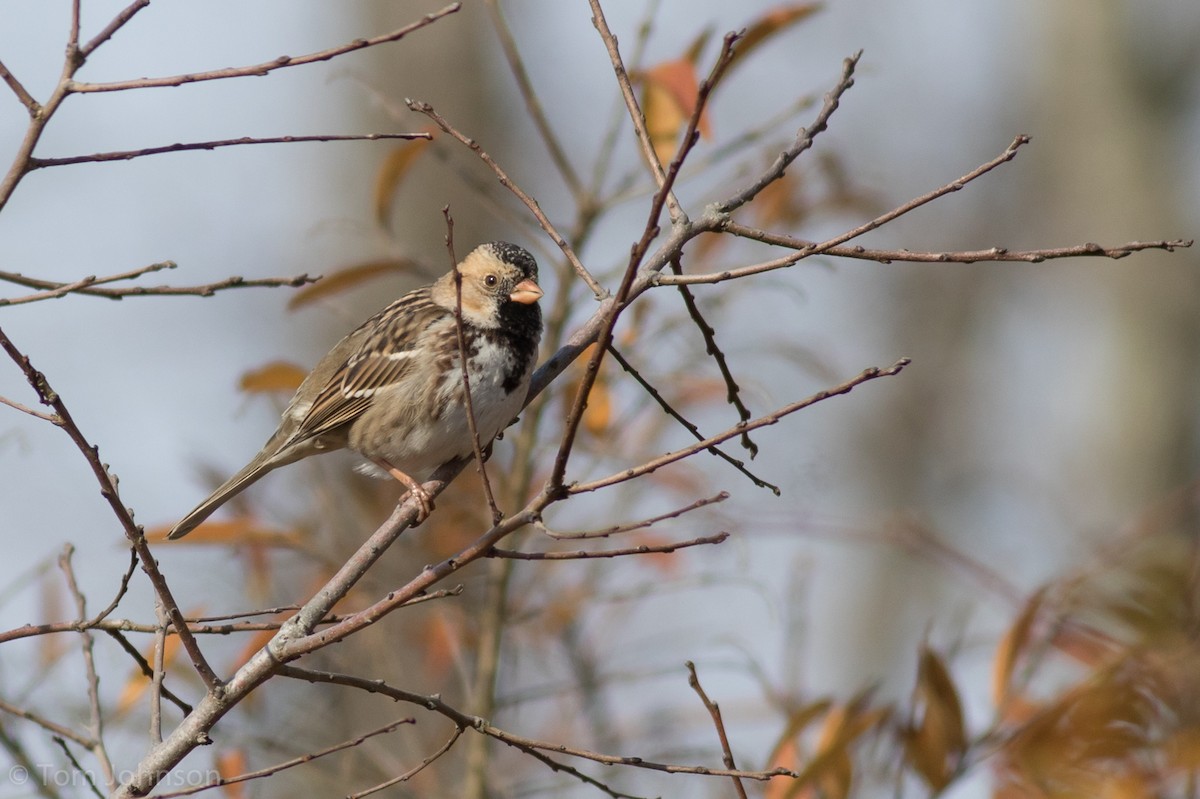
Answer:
xmin=571 ymin=358 xmax=911 ymax=494
xmin=0 ymin=698 xmax=93 ymax=749
xmin=408 ymin=99 xmax=607 ymax=299
xmin=687 ymin=662 xmax=748 ymax=799
xmin=725 ymin=226 xmax=1195 ymax=265
xmin=153 ymin=719 xmax=415 ymax=799
xmin=537 ymin=491 xmax=728 ymax=540
xmin=666 ymin=135 xmax=1038 ymax=286
xmin=0 ymin=58 xmax=39 ymax=115
xmin=716 ymin=50 xmax=861 ymax=215
xmin=483 ymin=0 xmax=583 ymax=196
xmin=606 ymin=345 xmax=778 ymax=493
xmin=58 ymin=547 xmax=117 ymax=792
xmin=101 ymin=631 xmax=193 ymax=716
xmin=51 ymin=738 xmax=103 ymax=799
xmin=280 ymin=666 xmax=803 ymax=785
xmin=446 ymin=208 xmax=501 ymax=522
xmin=68 ymin=5 xmax=461 ymax=93
xmin=27 ymin=133 xmax=430 ymax=170
xmin=0 ymin=263 xmax=318 ymax=304
xmin=489 ymin=532 xmax=728 ymax=560
xmin=0 ymin=327 xmax=222 ymax=690
xmin=79 ymin=0 xmax=151 ymax=58
xmin=666 ymin=258 xmax=758 ymax=457
xmin=586 ymin=0 xmax=684 ymax=221
xmin=547 ymin=34 xmax=741 ymax=493
xmin=0 ymin=392 xmax=59 ymax=422
xmin=346 ymin=725 xmax=464 ymax=799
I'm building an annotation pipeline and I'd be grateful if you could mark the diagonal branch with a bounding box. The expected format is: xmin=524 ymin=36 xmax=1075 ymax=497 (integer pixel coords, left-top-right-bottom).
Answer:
xmin=586 ymin=0 xmax=684 ymax=222
xmin=668 ymin=257 xmax=758 ymax=457
xmin=68 ymin=5 xmax=461 ymax=93
xmin=606 ymin=345 xmax=777 ymax=493
xmin=408 ymin=99 xmax=606 ymax=299
xmin=0 ymin=58 xmax=39 ymax=115
xmin=27 ymin=133 xmax=430 ymax=170
xmin=665 ymin=135 xmax=1037 ymax=287
xmin=488 ymin=532 xmax=728 ymax=560
xmin=483 ymin=0 xmax=583 ymax=196
xmin=716 ymin=50 xmax=861 ymax=215
xmin=570 ymin=358 xmax=911 ymax=494
xmin=79 ymin=0 xmax=150 ymax=58
xmin=0 ymin=327 xmax=222 ymax=690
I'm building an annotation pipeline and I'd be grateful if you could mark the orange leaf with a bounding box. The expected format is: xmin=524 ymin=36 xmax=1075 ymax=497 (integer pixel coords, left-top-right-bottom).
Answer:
xmin=420 ymin=610 xmax=461 ymax=674
xmin=215 ymin=749 xmax=248 ymax=799
xmin=286 ymin=258 xmax=423 ymax=310
xmin=238 ymin=361 xmax=307 ymax=394
xmin=905 ymin=646 xmax=966 ymax=790
xmin=640 ymin=59 xmax=711 ymax=165
xmin=374 ymin=136 xmax=432 ymax=227
xmin=729 ymin=4 xmax=823 ymax=72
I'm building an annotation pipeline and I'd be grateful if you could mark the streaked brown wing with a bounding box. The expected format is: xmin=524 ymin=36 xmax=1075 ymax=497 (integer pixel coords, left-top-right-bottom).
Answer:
xmin=293 ymin=289 xmax=447 ymax=440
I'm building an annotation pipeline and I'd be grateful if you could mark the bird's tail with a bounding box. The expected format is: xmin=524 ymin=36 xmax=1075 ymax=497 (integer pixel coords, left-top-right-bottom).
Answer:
xmin=167 ymin=453 xmax=278 ymax=540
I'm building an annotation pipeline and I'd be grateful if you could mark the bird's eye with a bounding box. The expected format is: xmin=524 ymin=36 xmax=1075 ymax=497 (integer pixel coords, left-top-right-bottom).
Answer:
xmin=485 ymin=274 xmax=498 ymax=287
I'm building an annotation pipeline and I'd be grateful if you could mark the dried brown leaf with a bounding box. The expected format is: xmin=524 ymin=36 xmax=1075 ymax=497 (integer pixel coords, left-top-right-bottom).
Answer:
xmin=639 ymin=58 xmax=711 ymax=165
xmin=286 ymin=258 xmax=422 ymax=310
xmin=906 ymin=645 xmax=966 ymax=790
xmin=238 ymin=361 xmax=307 ymax=395
xmin=729 ymin=4 xmax=823 ymax=72
xmin=373 ymin=136 xmax=432 ymax=227
xmin=993 ymin=587 xmax=1047 ymax=713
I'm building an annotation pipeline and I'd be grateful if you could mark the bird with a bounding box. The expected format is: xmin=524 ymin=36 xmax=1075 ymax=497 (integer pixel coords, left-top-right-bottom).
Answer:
xmin=167 ymin=241 xmax=543 ymax=540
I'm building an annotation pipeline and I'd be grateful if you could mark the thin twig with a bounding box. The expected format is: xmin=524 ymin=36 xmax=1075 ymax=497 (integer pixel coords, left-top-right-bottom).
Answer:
xmin=446 ymin=208 xmax=501 ymax=522
xmin=536 ymin=491 xmax=728 ymax=540
xmin=483 ymin=0 xmax=582 ymax=196
xmin=409 ymin=100 xmax=606 ymax=299
xmin=150 ymin=601 xmax=168 ymax=744
xmin=488 ymin=532 xmax=728 ymax=560
xmin=667 ymin=258 xmax=758 ymax=457
xmin=0 ymin=268 xmax=317 ymax=304
xmin=27 ymin=133 xmax=430 ymax=170
xmin=51 ymin=737 xmax=103 ymax=799
xmin=724 ymin=226 xmax=1194 ymax=265
xmin=79 ymin=0 xmax=151 ymax=57
xmin=586 ymin=0 xmax=684 ymax=221
xmin=669 ymin=135 xmax=1037 ymax=287
xmin=152 ymin=719 xmax=415 ymax=798
xmin=68 ymin=5 xmax=461 ymax=93
xmin=0 ymin=58 xmax=39 ymax=115
xmin=547 ymin=32 xmax=741 ymax=492
xmin=687 ymin=662 xmax=748 ymax=799
xmin=0 ymin=698 xmax=93 ymax=748
xmin=716 ymin=50 xmax=861 ymax=215
xmin=606 ymin=345 xmax=778 ymax=493
xmin=279 ymin=666 xmax=802 ymax=784
xmin=571 ymin=358 xmax=911 ymax=494
xmin=58 ymin=546 xmax=116 ymax=792
xmin=0 ymin=327 xmax=222 ymax=690
xmin=346 ymin=725 xmax=464 ymax=799
xmin=102 ymin=630 xmax=193 ymax=716
xmin=0 ymin=392 xmax=58 ymax=421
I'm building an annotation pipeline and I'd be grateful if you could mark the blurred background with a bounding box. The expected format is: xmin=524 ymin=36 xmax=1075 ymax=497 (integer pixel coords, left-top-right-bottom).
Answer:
xmin=0 ymin=1 xmax=1198 ymax=797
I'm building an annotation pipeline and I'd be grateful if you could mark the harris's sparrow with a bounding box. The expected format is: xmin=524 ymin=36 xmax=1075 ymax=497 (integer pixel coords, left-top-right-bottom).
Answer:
xmin=168 ymin=241 xmax=543 ymax=540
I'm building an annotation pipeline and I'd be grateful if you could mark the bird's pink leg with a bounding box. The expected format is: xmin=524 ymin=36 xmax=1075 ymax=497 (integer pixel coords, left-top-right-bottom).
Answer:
xmin=376 ymin=460 xmax=434 ymax=523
